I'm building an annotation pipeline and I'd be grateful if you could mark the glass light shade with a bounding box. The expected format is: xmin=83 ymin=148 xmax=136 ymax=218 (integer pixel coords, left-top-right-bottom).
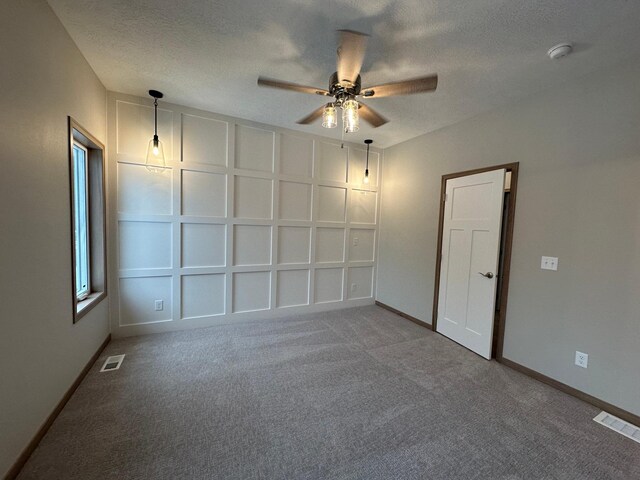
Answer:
xmin=342 ymin=99 xmax=359 ymax=133
xmin=363 ymin=170 xmax=370 ymax=185
xmin=322 ymin=104 xmax=337 ymax=128
xmin=145 ymin=135 xmax=166 ymax=173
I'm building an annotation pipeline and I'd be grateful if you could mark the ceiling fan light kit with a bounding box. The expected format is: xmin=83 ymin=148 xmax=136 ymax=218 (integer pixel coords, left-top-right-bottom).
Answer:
xmin=257 ymin=30 xmax=438 ymax=132
xmin=342 ymin=98 xmax=359 ymax=132
xmin=322 ymin=103 xmax=338 ymax=128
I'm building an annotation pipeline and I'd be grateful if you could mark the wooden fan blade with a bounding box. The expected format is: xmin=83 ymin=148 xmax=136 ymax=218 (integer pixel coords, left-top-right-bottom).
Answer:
xmin=362 ymin=74 xmax=438 ymax=98
xmin=336 ymin=30 xmax=369 ymax=85
xmin=297 ymin=105 xmax=326 ymax=125
xmin=257 ymin=77 xmax=330 ymax=96
xmin=358 ymin=103 xmax=388 ymax=128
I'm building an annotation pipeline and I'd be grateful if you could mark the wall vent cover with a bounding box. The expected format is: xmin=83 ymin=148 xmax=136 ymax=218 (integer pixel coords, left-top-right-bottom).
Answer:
xmin=593 ymin=411 xmax=640 ymax=444
xmin=100 ymin=354 xmax=125 ymax=372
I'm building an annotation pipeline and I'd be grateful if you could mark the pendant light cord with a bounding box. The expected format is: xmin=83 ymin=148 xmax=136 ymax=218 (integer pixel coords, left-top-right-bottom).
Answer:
xmin=154 ymin=98 xmax=158 ymax=137
xmin=365 ymin=142 xmax=370 ymax=171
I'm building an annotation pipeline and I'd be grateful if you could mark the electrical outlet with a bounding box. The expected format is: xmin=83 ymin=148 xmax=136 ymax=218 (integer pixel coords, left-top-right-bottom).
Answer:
xmin=353 ymin=237 xmax=359 ymax=246
xmin=154 ymin=300 xmax=164 ymax=311
xmin=575 ymin=351 xmax=588 ymax=368
xmin=541 ymin=256 xmax=558 ymax=271
xmin=350 ymin=283 xmax=357 ymax=292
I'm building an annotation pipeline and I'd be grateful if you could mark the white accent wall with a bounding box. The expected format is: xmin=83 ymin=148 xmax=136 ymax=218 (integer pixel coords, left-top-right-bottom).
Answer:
xmin=108 ymin=93 xmax=381 ymax=336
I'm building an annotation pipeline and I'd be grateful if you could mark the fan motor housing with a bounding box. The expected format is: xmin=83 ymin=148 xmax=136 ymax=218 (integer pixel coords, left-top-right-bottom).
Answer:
xmin=329 ymin=72 xmax=361 ymax=97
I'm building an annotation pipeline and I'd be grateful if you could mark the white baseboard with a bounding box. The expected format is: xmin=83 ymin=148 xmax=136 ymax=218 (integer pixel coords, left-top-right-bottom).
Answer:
xmin=111 ymin=298 xmax=375 ymax=338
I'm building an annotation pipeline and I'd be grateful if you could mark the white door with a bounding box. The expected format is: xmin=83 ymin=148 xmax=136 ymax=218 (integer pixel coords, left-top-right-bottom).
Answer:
xmin=436 ymin=169 xmax=505 ymax=359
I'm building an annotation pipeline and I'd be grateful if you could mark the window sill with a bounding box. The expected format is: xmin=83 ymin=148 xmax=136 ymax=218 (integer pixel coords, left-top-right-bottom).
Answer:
xmin=75 ymin=291 xmax=106 ymax=323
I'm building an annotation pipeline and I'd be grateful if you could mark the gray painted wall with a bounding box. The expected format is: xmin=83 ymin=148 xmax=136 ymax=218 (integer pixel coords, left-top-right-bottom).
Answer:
xmin=0 ymin=1 xmax=109 ymax=475
xmin=377 ymin=59 xmax=640 ymax=416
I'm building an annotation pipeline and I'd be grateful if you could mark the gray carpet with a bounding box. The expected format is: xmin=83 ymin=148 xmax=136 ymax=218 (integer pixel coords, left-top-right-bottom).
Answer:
xmin=18 ymin=306 xmax=640 ymax=479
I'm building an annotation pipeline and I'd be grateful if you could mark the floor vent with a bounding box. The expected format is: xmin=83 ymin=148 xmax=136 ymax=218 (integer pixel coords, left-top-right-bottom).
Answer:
xmin=593 ymin=411 xmax=640 ymax=444
xmin=100 ymin=354 xmax=125 ymax=372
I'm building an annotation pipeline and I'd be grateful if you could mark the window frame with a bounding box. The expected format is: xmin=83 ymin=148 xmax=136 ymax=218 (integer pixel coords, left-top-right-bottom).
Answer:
xmin=72 ymin=141 xmax=91 ymax=300
xmin=68 ymin=117 xmax=107 ymax=323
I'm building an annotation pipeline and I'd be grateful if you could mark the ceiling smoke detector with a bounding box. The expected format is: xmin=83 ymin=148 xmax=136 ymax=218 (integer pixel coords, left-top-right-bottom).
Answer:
xmin=547 ymin=43 xmax=573 ymax=60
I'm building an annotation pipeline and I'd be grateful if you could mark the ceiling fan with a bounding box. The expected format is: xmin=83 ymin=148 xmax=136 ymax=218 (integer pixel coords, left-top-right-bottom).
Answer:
xmin=257 ymin=30 xmax=438 ymax=132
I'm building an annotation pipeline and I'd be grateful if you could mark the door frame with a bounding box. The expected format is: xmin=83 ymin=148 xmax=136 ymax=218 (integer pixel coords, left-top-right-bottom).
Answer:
xmin=431 ymin=162 xmax=519 ymax=360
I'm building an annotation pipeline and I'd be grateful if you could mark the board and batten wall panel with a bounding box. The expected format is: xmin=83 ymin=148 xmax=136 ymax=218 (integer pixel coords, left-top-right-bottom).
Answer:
xmin=108 ymin=92 xmax=381 ymax=336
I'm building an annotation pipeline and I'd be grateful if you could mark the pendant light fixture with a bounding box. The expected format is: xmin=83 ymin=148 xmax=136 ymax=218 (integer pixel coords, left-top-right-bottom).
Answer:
xmin=363 ymin=139 xmax=372 ymax=185
xmin=145 ymin=90 xmax=166 ymax=172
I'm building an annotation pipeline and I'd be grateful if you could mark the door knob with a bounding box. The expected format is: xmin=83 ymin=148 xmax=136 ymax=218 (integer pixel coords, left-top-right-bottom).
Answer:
xmin=478 ymin=272 xmax=494 ymax=279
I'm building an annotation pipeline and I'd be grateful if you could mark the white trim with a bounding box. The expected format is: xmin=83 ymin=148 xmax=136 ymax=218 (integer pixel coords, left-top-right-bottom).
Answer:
xmin=107 ymin=92 xmax=382 ymax=338
xmin=114 ymin=297 xmax=374 ymax=338
xmin=73 ymin=141 xmax=91 ymax=300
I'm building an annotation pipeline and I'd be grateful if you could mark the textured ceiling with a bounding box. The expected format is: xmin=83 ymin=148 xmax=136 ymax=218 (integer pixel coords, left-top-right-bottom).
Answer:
xmin=48 ymin=0 xmax=640 ymax=147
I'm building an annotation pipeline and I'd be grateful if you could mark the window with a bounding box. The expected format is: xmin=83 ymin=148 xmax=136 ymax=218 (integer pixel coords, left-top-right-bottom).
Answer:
xmin=73 ymin=142 xmax=90 ymax=300
xmin=69 ymin=118 xmax=107 ymax=322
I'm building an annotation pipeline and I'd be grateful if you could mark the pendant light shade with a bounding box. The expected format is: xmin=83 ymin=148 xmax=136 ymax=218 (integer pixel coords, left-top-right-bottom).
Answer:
xmin=146 ymin=90 xmax=166 ymax=172
xmin=322 ymin=103 xmax=338 ymax=128
xmin=146 ymin=136 xmax=166 ymax=172
xmin=342 ymin=98 xmax=359 ymax=133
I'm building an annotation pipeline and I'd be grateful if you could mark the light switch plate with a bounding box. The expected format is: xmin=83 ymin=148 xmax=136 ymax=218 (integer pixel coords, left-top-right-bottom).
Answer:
xmin=154 ymin=299 xmax=164 ymax=311
xmin=541 ymin=256 xmax=558 ymax=271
